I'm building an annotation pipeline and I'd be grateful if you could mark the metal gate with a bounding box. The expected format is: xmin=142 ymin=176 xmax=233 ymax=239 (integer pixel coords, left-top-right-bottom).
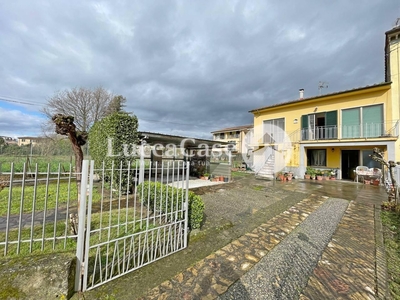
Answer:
xmin=75 ymin=160 xmax=190 ymax=291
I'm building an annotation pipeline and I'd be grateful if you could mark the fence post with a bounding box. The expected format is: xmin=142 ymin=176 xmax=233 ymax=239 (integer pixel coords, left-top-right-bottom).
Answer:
xmin=75 ymin=160 xmax=89 ymax=292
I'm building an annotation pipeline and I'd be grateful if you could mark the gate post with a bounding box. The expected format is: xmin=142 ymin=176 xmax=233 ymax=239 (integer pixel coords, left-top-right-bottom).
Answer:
xmin=75 ymin=160 xmax=90 ymax=292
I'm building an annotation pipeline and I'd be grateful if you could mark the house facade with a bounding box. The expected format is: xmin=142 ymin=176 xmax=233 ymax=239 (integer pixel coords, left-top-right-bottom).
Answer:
xmin=248 ymin=24 xmax=400 ymax=180
xmin=211 ymin=124 xmax=253 ymax=154
xmin=17 ymin=137 xmax=44 ymax=147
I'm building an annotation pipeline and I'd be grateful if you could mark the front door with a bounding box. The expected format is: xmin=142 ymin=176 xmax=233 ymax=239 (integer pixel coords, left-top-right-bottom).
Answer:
xmin=341 ymin=150 xmax=359 ymax=180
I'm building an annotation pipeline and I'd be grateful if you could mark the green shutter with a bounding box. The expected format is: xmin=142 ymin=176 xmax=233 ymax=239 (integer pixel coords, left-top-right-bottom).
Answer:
xmin=342 ymin=108 xmax=360 ymax=138
xmin=325 ymin=111 xmax=337 ymax=126
xmin=301 ymin=115 xmax=308 ymax=129
xmin=362 ymin=105 xmax=383 ymax=137
xmin=301 ymin=115 xmax=308 ymax=140
xmin=325 ymin=110 xmax=338 ymax=139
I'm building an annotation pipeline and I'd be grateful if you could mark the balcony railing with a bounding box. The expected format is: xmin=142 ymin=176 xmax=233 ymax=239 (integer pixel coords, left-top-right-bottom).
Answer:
xmin=298 ymin=121 xmax=399 ymax=141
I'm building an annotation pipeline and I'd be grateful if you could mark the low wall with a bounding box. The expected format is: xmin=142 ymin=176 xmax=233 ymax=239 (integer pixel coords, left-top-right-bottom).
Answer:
xmin=0 ymin=252 xmax=76 ymax=299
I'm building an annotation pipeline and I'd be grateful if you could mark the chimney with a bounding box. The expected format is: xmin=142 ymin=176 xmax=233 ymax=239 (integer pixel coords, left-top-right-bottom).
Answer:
xmin=299 ymin=89 xmax=304 ymax=99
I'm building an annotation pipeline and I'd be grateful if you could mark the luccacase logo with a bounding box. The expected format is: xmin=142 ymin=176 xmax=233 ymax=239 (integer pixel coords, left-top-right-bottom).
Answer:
xmin=242 ymin=123 xmax=293 ymax=174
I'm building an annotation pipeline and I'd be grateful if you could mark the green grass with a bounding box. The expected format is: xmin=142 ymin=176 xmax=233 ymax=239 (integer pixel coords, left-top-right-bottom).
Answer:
xmin=231 ymin=171 xmax=250 ymax=178
xmin=0 ymin=181 xmax=103 ymax=215
xmin=381 ymin=209 xmax=400 ymax=299
xmin=0 ymin=155 xmax=76 ymax=173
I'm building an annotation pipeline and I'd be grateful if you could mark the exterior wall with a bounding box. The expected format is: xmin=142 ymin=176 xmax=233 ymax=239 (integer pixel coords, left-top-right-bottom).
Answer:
xmin=387 ymin=30 xmax=400 ymax=123
xmin=212 ymin=127 xmax=252 ymax=154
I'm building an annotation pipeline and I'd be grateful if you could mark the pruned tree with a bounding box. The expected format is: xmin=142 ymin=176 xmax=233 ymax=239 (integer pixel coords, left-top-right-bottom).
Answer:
xmin=43 ymin=87 xmax=116 ymax=133
xmin=52 ymin=114 xmax=88 ymax=234
xmin=371 ymin=147 xmax=397 ymax=202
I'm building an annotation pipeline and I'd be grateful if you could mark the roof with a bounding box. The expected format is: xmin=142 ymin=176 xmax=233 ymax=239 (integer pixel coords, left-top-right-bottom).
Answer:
xmin=17 ymin=136 xmax=44 ymax=139
xmin=249 ymin=82 xmax=391 ymax=113
xmin=211 ymin=124 xmax=253 ymax=134
xmin=138 ymin=131 xmax=229 ymax=148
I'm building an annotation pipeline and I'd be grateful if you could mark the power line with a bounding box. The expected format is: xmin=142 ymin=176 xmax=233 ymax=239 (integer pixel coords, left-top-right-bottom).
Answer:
xmin=0 ymin=95 xmax=45 ymax=106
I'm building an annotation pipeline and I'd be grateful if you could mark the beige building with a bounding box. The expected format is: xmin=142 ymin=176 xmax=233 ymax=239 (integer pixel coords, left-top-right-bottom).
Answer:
xmin=211 ymin=124 xmax=253 ymax=154
xmin=17 ymin=137 xmax=43 ymax=147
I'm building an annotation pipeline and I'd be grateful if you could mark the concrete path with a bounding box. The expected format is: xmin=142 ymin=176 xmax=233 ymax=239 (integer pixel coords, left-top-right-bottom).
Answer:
xmin=139 ymin=180 xmax=389 ymax=300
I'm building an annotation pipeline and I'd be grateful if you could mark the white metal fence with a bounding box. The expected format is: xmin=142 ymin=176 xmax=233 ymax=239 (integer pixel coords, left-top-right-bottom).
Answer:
xmin=0 ymin=162 xmax=78 ymax=256
xmin=0 ymin=159 xmax=190 ymax=292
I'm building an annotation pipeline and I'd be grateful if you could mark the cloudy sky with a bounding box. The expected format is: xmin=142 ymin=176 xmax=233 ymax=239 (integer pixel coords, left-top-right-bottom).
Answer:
xmin=0 ymin=0 xmax=399 ymax=140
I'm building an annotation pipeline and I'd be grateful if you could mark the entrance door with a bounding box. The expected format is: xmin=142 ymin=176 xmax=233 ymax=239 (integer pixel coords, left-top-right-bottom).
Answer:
xmin=341 ymin=150 xmax=359 ymax=180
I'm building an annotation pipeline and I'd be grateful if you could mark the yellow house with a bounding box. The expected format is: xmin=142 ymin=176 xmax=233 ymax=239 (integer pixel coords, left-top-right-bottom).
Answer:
xmin=248 ymin=24 xmax=400 ymax=180
xmin=211 ymin=124 xmax=253 ymax=154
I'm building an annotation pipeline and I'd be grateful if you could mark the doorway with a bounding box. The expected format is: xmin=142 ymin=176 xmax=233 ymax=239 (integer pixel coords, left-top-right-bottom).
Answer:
xmin=341 ymin=150 xmax=359 ymax=180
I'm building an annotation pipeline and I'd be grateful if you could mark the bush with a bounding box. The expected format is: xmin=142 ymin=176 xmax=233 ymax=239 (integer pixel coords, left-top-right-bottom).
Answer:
xmin=89 ymin=112 xmax=139 ymax=189
xmin=137 ymin=181 xmax=205 ymax=230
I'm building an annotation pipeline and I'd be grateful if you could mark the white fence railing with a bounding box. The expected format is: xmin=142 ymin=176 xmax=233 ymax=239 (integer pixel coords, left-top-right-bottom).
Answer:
xmin=0 ymin=162 xmax=78 ymax=256
xmin=0 ymin=159 xmax=190 ymax=292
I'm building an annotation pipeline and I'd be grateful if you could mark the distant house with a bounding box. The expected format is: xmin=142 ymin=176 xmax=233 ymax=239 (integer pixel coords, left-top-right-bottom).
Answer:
xmin=0 ymin=136 xmax=17 ymax=145
xmin=211 ymin=124 xmax=253 ymax=154
xmin=17 ymin=137 xmax=45 ymax=147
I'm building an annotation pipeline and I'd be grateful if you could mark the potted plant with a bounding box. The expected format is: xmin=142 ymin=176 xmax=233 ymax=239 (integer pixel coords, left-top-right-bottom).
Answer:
xmin=203 ymin=173 xmax=209 ymax=180
xmin=309 ymin=168 xmax=316 ymax=180
xmin=329 ymin=169 xmax=336 ymax=180
xmin=305 ymin=167 xmax=313 ymax=179
xmin=316 ymin=170 xmax=323 ymax=181
xmin=276 ymin=171 xmax=284 ymax=181
xmin=285 ymin=172 xmax=293 ymax=181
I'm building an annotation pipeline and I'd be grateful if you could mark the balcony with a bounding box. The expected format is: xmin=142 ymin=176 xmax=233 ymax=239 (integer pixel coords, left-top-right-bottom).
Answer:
xmin=298 ymin=121 xmax=399 ymax=142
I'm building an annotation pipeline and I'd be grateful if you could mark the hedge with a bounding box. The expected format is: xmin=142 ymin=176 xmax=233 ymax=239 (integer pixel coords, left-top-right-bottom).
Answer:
xmin=137 ymin=181 xmax=204 ymax=230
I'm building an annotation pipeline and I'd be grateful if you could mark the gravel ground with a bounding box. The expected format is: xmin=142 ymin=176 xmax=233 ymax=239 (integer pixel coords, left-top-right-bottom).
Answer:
xmin=219 ymin=197 xmax=349 ymax=300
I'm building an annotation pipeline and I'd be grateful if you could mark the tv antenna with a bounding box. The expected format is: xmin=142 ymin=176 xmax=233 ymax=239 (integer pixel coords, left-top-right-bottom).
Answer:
xmin=318 ymin=81 xmax=328 ymax=95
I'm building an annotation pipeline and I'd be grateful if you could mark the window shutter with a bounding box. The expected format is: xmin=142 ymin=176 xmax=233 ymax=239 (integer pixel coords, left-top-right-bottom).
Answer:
xmin=325 ymin=110 xmax=337 ymax=126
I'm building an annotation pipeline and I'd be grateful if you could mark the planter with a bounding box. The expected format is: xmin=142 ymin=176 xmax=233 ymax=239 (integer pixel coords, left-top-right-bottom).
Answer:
xmin=304 ymin=174 xmax=311 ymax=180
xmin=316 ymin=175 xmax=323 ymax=181
xmin=373 ymin=180 xmax=380 ymax=186
xmin=278 ymin=174 xmax=284 ymax=181
xmin=364 ymin=180 xmax=371 ymax=185
xmin=219 ymin=176 xmax=224 ymax=182
xmin=224 ymin=177 xmax=229 ymax=182
xmin=330 ymin=177 xmax=336 ymax=180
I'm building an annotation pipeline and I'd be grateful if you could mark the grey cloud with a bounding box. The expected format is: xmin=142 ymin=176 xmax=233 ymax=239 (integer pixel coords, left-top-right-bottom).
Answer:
xmin=0 ymin=0 xmax=399 ymax=139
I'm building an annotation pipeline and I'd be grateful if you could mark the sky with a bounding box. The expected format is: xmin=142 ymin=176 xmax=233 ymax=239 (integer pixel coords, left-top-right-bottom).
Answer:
xmin=0 ymin=0 xmax=399 ymax=140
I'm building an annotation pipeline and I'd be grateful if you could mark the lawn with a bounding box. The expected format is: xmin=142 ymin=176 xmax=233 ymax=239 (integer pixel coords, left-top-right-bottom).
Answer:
xmin=0 ymin=155 xmax=76 ymax=173
xmin=381 ymin=209 xmax=400 ymax=299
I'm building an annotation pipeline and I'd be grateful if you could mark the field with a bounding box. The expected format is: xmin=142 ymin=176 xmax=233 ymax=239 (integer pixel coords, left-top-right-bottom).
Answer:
xmin=0 ymin=155 xmax=76 ymax=173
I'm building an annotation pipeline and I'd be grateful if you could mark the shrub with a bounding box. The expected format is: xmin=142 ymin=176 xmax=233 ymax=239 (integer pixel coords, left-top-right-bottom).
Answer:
xmin=89 ymin=112 xmax=139 ymax=190
xmin=137 ymin=181 xmax=205 ymax=230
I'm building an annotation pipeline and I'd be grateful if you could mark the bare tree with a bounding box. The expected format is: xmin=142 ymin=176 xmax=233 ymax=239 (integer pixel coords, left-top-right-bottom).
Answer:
xmin=42 ymin=87 xmax=115 ymax=132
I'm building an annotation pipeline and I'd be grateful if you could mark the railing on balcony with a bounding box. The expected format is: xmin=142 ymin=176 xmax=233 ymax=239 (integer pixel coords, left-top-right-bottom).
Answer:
xmin=301 ymin=125 xmax=338 ymax=141
xmin=300 ymin=121 xmax=399 ymax=141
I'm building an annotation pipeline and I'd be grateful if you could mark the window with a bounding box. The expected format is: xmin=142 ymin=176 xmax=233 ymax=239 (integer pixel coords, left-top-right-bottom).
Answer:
xmin=301 ymin=110 xmax=337 ymax=140
xmin=263 ymin=118 xmax=285 ymax=143
xmin=342 ymin=104 xmax=383 ymax=138
xmin=362 ymin=150 xmax=381 ymax=168
xmin=219 ymin=133 xmax=225 ymax=139
xmin=307 ymin=149 xmax=326 ymax=166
